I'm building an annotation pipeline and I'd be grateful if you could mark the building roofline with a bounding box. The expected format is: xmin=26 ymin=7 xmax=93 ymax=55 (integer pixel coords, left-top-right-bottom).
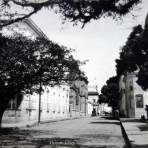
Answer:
xmin=22 ymin=19 xmax=49 ymax=39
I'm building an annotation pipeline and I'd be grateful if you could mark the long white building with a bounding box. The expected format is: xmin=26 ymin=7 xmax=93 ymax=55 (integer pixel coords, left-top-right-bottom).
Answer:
xmin=3 ymin=85 xmax=70 ymax=124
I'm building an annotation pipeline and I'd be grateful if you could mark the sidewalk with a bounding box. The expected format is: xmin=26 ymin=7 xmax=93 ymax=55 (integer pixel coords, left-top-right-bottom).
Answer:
xmin=120 ymin=118 xmax=148 ymax=148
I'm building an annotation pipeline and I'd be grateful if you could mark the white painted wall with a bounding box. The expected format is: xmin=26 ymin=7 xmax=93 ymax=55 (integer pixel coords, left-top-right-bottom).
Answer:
xmin=3 ymin=85 xmax=70 ymax=124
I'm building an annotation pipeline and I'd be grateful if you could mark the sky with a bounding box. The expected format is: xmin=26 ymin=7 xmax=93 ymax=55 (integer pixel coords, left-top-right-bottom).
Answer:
xmin=31 ymin=0 xmax=148 ymax=92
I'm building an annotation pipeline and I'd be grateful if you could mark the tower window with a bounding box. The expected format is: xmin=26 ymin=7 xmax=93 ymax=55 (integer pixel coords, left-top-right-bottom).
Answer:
xmin=136 ymin=94 xmax=143 ymax=108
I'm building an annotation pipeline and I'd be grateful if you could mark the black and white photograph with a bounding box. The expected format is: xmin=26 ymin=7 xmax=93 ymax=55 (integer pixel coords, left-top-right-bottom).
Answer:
xmin=0 ymin=0 xmax=148 ymax=147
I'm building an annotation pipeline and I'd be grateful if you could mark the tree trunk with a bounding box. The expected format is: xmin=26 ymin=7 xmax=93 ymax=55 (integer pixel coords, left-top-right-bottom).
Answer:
xmin=0 ymin=95 xmax=9 ymax=128
xmin=112 ymin=106 xmax=116 ymax=118
xmin=0 ymin=108 xmax=6 ymax=128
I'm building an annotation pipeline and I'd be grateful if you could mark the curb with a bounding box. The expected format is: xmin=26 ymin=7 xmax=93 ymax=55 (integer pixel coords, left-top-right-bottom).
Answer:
xmin=39 ymin=117 xmax=81 ymax=125
xmin=119 ymin=119 xmax=133 ymax=148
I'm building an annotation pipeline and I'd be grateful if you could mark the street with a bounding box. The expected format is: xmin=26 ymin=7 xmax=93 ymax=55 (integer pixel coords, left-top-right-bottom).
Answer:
xmin=0 ymin=117 xmax=127 ymax=148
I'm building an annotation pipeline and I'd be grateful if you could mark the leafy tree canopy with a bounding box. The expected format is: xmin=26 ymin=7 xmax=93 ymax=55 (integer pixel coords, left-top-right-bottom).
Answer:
xmin=115 ymin=18 xmax=148 ymax=90
xmin=99 ymin=76 xmax=119 ymax=109
xmin=115 ymin=25 xmax=144 ymax=76
xmin=98 ymin=93 xmax=107 ymax=104
xmin=0 ymin=33 xmax=85 ymax=125
xmin=0 ymin=0 xmax=141 ymax=28
xmin=0 ymin=34 xmax=84 ymax=94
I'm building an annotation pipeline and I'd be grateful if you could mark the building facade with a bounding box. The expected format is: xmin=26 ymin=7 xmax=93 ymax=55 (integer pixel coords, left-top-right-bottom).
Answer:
xmin=88 ymin=85 xmax=99 ymax=115
xmin=3 ymin=85 xmax=70 ymax=125
xmin=119 ymin=73 xmax=148 ymax=118
xmin=69 ymin=79 xmax=88 ymax=117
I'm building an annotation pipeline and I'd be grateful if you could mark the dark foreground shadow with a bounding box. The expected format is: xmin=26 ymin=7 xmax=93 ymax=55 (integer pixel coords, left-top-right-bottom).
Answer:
xmin=121 ymin=118 xmax=146 ymax=123
xmin=90 ymin=121 xmax=120 ymax=125
xmin=138 ymin=124 xmax=148 ymax=131
xmin=133 ymin=144 xmax=148 ymax=148
xmin=0 ymin=127 xmax=54 ymax=147
xmin=100 ymin=116 xmax=117 ymax=120
xmin=0 ymin=127 xmax=128 ymax=148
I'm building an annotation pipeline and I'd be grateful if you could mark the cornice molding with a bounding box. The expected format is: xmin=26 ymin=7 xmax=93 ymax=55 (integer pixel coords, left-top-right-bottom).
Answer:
xmin=22 ymin=19 xmax=48 ymax=39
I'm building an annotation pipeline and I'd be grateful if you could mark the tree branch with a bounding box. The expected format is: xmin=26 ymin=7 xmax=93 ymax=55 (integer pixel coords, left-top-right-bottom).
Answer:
xmin=11 ymin=0 xmax=60 ymax=8
xmin=0 ymin=8 xmax=40 ymax=28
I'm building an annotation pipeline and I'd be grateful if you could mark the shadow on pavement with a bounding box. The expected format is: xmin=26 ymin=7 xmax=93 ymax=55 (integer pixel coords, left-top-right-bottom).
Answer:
xmin=0 ymin=127 xmax=54 ymax=147
xmin=120 ymin=118 xmax=145 ymax=123
xmin=133 ymin=144 xmax=148 ymax=148
xmin=100 ymin=116 xmax=116 ymax=120
xmin=138 ymin=124 xmax=148 ymax=131
xmin=0 ymin=127 xmax=128 ymax=148
xmin=90 ymin=121 xmax=120 ymax=125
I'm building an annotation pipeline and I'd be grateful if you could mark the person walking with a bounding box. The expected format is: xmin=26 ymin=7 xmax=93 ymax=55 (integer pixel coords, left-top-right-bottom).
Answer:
xmin=145 ymin=105 xmax=148 ymax=119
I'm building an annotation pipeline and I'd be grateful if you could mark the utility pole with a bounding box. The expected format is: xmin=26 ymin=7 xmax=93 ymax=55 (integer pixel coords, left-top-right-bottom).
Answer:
xmin=38 ymin=79 xmax=42 ymax=124
xmin=38 ymin=56 xmax=43 ymax=124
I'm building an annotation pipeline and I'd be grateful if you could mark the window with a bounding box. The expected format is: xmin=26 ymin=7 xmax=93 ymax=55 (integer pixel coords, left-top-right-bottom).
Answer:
xmin=136 ymin=94 xmax=143 ymax=108
xmin=7 ymin=94 xmax=23 ymax=110
xmin=7 ymin=99 xmax=17 ymax=110
xmin=129 ymin=85 xmax=133 ymax=91
xmin=76 ymin=96 xmax=79 ymax=105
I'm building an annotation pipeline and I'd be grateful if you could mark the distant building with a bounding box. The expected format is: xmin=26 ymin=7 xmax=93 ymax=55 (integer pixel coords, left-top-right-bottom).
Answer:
xmin=88 ymin=85 xmax=99 ymax=115
xmin=69 ymin=79 xmax=88 ymax=117
xmin=119 ymin=73 xmax=148 ymax=118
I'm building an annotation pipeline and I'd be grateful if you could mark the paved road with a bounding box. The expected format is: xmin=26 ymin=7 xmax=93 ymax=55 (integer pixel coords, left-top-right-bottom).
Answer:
xmin=0 ymin=117 xmax=127 ymax=148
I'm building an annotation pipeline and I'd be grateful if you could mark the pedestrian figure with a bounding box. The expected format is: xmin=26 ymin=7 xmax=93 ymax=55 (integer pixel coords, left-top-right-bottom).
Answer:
xmin=91 ymin=108 xmax=96 ymax=116
xmin=141 ymin=114 xmax=145 ymax=121
xmin=115 ymin=109 xmax=119 ymax=119
xmin=145 ymin=105 xmax=148 ymax=119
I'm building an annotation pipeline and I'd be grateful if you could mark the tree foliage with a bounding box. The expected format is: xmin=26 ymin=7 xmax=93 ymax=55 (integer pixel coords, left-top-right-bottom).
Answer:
xmin=0 ymin=0 xmax=141 ymax=28
xmin=116 ymin=25 xmax=144 ymax=76
xmin=99 ymin=76 xmax=119 ymax=109
xmin=116 ymin=19 xmax=148 ymax=90
xmin=0 ymin=34 xmax=81 ymax=91
xmin=98 ymin=94 xmax=107 ymax=104
xmin=0 ymin=33 xmax=85 ymax=125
